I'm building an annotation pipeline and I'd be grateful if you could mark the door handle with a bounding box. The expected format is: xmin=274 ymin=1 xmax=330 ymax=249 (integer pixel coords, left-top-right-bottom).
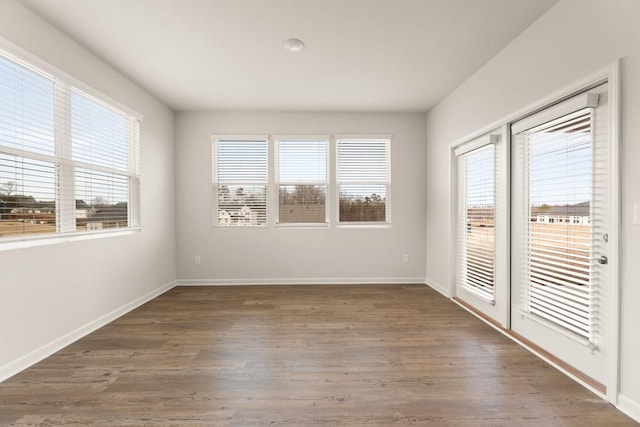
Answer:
xmin=598 ymin=255 xmax=608 ymax=265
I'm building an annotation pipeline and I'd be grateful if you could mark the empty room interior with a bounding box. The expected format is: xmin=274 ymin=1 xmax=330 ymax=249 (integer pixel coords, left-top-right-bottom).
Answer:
xmin=1 ymin=0 xmax=640 ymax=425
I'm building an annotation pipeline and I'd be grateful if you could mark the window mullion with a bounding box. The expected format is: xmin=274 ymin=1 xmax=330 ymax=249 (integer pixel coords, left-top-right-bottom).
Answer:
xmin=54 ymin=80 xmax=75 ymax=233
xmin=267 ymin=136 xmax=276 ymax=227
xmin=329 ymin=136 xmax=337 ymax=226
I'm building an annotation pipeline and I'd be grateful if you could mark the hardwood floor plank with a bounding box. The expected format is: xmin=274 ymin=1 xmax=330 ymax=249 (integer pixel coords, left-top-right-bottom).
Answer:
xmin=0 ymin=284 xmax=636 ymax=426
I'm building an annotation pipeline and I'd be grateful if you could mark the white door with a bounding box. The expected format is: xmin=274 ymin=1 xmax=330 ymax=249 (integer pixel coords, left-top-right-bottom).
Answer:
xmin=454 ymin=128 xmax=509 ymax=327
xmin=511 ymin=84 xmax=609 ymax=386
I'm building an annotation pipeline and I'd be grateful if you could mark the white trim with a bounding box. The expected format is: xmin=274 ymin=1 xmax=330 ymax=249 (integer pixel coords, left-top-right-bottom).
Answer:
xmin=275 ymin=222 xmax=329 ymax=229
xmin=272 ymin=134 xmax=330 ymax=141
xmin=605 ymin=59 xmax=622 ymax=404
xmin=210 ymin=134 xmax=270 ymax=142
xmin=617 ymin=395 xmax=640 ymax=424
xmin=0 ymin=228 xmax=141 ymax=251
xmin=425 ymin=277 xmax=451 ymax=298
xmin=267 ymin=134 xmax=276 ymax=228
xmin=452 ymin=298 xmax=606 ymax=400
xmin=177 ymin=277 xmax=425 ymax=286
xmin=503 ymin=124 xmax=512 ymax=330
xmin=335 ymin=222 xmax=391 ymax=229
xmin=448 ymin=145 xmax=457 ymax=299
xmin=334 ymin=133 xmax=393 ymax=140
xmin=0 ymin=280 xmax=176 ymax=383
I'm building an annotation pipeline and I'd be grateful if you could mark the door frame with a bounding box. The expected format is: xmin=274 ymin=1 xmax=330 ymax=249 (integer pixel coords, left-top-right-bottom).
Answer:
xmin=448 ymin=60 xmax=620 ymax=403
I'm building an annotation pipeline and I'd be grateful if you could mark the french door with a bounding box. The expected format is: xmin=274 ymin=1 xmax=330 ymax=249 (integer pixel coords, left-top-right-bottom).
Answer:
xmin=454 ymin=129 xmax=509 ymax=327
xmin=510 ymin=84 xmax=610 ymax=385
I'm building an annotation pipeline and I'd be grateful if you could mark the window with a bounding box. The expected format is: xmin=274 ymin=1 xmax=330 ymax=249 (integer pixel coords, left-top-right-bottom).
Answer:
xmin=71 ymin=90 xmax=139 ymax=231
xmin=456 ymin=142 xmax=496 ymax=302
xmin=0 ymin=49 xmax=140 ymax=242
xmin=210 ymin=134 xmax=392 ymax=228
xmin=336 ymin=136 xmax=390 ymax=224
xmin=212 ymin=136 xmax=268 ymax=227
xmin=276 ymin=137 xmax=328 ymax=225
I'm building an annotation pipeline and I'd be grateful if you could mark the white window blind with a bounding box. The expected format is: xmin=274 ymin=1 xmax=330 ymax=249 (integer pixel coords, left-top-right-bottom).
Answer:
xmin=457 ymin=144 xmax=496 ymax=301
xmin=70 ymin=89 xmax=139 ymax=231
xmin=515 ymin=108 xmax=599 ymax=341
xmin=0 ymin=48 xmax=141 ymax=241
xmin=214 ymin=138 xmax=268 ymax=226
xmin=277 ymin=138 xmax=328 ymax=224
xmin=336 ymin=137 xmax=390 ymax=223
xmin=0 ymin=54 xmax=56 ymax=238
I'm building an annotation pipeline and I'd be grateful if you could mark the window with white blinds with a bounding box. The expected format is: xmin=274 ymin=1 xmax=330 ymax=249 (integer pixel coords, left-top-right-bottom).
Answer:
xmin=457 ymin=144 xmax=496 ymax=301
xmin=213 ymin=137 xmax=268 ymax=226
xmin=336 ymin=137 xmax=390 ymax=224
xmin=276 ymin=138 xmax=328 ymax=225
xmin=71 ymin=90 xmax=139 ymax=231
xmin=515 ymin=108 xmax=598 ymax=340
xmin=0 ymin=48 xmax=140 ymax=241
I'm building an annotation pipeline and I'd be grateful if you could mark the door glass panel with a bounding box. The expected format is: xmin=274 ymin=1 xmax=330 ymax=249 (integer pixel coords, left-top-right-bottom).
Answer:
xmin=521 ymin=109 xmax=594 ymax=341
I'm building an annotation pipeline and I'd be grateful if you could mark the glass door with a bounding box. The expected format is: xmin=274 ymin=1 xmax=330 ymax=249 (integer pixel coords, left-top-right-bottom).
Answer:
xmin=510 ymin=84 xmax=609 ymax=386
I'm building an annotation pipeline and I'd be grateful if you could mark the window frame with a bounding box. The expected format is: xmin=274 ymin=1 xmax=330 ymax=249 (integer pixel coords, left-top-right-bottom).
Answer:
xmin=211 ymin=134 xmax=269 ymax=228
xmin=335 ymin=134 xmax=392 ymax=228
xmin=274 ymin=134 xmax=330 ymax=228
xmin=0 ymin=43 xmax=142 ymax=250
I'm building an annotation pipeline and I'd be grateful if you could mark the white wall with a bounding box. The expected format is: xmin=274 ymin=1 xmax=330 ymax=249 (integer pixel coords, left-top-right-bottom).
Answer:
xmin=176 ymin=112 xmax=426 ymax=283
xmin=425 ymin=0 xmax=640 ymax=417
xmin=0 ymin=0 xmax=176 ymax=379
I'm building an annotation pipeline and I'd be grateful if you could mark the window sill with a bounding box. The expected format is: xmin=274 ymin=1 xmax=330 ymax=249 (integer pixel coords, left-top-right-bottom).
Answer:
xmin=275 ymin=222 xmax=329 ymax=229
xmin=213 ymin=225 xmax=268 ymax=229
xmin=0 ymin=227 xmax=141 ymax=251
xmin=336 ymin=222 xmax=391 ymax=229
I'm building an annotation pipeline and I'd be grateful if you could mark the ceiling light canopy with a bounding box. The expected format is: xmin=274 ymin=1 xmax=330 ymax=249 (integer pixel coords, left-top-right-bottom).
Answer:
xmin=283 ymin=38 xmax=304 ymax=52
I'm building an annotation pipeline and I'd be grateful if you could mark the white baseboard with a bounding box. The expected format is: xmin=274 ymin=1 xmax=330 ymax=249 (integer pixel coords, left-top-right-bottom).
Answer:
xmin=177 ymin=277 xmax=426 ymax=286
xmin=425 ymin=277 xmax=451 ymax=297
xmin=617 ymin=394 xmax=640 ymax=423
xmin=0 ymin=280 xmax=176 ymax=383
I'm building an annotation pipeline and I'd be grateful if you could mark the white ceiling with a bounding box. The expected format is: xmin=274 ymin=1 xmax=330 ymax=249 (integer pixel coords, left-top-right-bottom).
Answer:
xmin=20 ymin=0 xmax=557 ymax=112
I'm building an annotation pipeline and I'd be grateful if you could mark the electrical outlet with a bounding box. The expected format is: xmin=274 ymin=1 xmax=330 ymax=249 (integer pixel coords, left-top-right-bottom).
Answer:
xmin=194 ymin=255 xmax=201 ymax=265
xmin=402 ymin=254 xmax=409 ymax=263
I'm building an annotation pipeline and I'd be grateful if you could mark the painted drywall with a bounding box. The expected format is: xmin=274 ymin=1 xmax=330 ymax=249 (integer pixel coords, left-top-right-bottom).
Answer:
xmin=176 ymin=112 xmax=426 ymax=283
xmin=425 ymin=0 xmax=640 ymax=417
xmin=0 ymin=0 xmax=176 ymax=378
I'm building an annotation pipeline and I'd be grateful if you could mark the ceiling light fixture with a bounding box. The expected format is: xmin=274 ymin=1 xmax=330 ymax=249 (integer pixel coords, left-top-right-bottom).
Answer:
xmin=283 ymin=38 xmax=304 ymax=52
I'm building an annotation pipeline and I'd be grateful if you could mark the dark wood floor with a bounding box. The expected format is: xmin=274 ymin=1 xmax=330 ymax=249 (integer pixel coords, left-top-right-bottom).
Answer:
xmin=0 ymin=285 xmax=636 ymax=426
